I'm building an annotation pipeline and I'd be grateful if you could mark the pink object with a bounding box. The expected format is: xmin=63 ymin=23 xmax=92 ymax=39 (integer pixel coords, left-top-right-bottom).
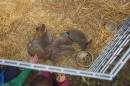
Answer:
xmin=41 ymin=71 xmax=53 ymax=79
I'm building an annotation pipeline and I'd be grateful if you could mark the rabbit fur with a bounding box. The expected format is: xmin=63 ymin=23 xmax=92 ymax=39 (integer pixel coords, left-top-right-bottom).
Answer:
xmin=45 ymin=33 xmax=75 ymax=62
xmin=27 ymin=24 xmax=52 ymax=60
xmin=66 ymin=29 xmax=92 ymax=50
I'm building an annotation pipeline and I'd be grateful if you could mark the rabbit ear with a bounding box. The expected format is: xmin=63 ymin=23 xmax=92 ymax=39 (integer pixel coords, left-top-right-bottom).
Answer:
xmin=82 ymin=40 xmax=92 ymax=51
xmin=42 ymin=24 xmax=45 ymax=28
xmin=41 ymin=24 xmax=46 ymax=32
xmin=36 ymin=24 xmax=46 ymax=32
xmin=36 ymin=24 xmax=47 ymax=36
xmin=36 ymin=27 xmax=40 ymax=32
xmin=86 ymin=40 xmax=92 ymax=45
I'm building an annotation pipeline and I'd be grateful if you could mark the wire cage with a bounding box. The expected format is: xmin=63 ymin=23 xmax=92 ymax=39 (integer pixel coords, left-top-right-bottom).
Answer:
xmin=0 ymin=17 xmax=130 ymax=81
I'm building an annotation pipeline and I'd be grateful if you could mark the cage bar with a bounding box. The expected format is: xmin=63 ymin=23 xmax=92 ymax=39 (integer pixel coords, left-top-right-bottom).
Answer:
xmin=110 ymin=47 xmax=130 ymax=77
xmin=0 ymin=18 xmax=130 ymax=81
xmin=89 ymin=26 xmax=130 ymax=72
xmin=88 ymin=18 xmax=130 ymax=73
xmin=0 ymin=58 xmax=113 ymax=80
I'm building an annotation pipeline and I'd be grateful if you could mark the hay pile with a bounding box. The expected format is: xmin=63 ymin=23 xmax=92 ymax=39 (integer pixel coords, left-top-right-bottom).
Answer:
xmin=0 ymin=0 xmax=130 ymax=70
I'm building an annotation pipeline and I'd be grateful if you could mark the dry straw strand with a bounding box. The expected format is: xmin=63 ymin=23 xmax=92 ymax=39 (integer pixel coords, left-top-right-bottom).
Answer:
xmin=0 ymin=0 xmax=129 ymax=70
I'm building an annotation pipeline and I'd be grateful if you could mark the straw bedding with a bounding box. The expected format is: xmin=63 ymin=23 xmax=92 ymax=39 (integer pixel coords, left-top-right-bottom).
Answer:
xmin=0 ymin=0 xmax=130 ymax=70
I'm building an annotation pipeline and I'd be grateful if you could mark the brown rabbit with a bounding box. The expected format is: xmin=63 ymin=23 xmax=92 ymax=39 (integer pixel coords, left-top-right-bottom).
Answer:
xmin=45 ymin=33 xmax=75 ymax=62
xmin=66 ymin=29 xmax=92 ymax=50
xmin=27 ymin=24 xmax=52 ymax=60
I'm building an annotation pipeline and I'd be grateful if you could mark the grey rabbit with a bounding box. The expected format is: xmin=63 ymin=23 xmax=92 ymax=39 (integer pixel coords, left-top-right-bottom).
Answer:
xmin=50 ymin=45 xmax=75 ymax=62
xmin=45 ymin=33 xmax=75 ymax=62
xmin=27 ymin=24 xmax=52 ymax=60
xmin=36 ymin=24 xmax=52 ymax=48
xmin=66 ymin=29 xmax=92 ymax=50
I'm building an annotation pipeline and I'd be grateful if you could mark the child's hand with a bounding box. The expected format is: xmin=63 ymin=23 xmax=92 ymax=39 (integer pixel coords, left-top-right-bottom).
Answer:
xmin=56 ymin=74 xmax=66 ymax=83
xmin=29 ymin=54 xmax=38 ymax=63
